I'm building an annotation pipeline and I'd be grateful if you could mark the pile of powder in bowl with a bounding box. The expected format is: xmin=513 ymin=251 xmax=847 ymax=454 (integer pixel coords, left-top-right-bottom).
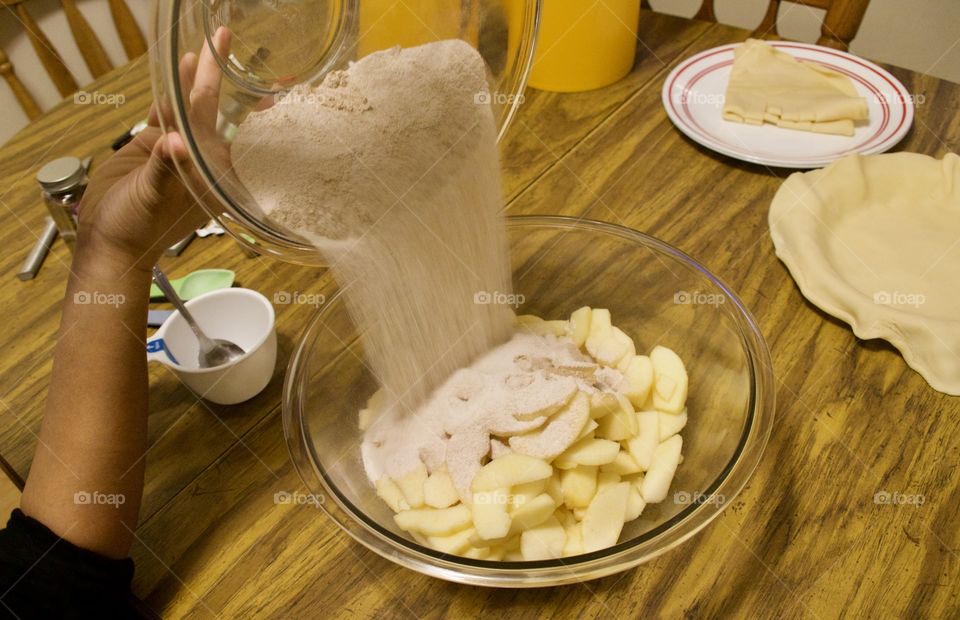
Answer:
xmin=231 ymin=41 xmax=691 ymax=560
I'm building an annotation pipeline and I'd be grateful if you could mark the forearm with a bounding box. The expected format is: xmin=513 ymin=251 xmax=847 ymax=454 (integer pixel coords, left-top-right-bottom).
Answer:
xmin=21 ymin=246 xmax=153 ymax=559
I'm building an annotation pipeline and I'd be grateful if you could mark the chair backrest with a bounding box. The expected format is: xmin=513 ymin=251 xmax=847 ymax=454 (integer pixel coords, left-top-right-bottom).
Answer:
xmin=642 ymin=0 xmax=871 ymax=51
xmin=0 ymin=0 xmax=146 ymax=120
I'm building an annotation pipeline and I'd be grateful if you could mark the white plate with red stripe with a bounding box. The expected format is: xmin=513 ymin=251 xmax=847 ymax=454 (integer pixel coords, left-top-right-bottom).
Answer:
xmin=662 ymin=42 xmax=914 ymax=169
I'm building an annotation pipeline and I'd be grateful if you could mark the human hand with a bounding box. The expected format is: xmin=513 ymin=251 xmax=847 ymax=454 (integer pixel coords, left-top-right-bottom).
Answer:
xmin=76 ymin=27 xmax=237 ymax=276
xmin=75 ymin=122 xmax=207 ymax=275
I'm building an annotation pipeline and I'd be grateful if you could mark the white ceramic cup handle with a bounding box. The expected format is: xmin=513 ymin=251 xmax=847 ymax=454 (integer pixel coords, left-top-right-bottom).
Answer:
xmin=147 ymin=337 xmax=179 ymax=365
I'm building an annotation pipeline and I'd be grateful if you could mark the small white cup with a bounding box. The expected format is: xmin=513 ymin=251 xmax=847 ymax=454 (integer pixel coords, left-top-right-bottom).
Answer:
xmin=147 ymin=288 xmax=277 ymax=405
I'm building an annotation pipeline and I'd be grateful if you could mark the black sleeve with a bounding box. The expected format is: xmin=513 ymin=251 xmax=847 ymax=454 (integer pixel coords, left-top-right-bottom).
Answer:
xmin=0 ymin=509 xmax=143 ymax=619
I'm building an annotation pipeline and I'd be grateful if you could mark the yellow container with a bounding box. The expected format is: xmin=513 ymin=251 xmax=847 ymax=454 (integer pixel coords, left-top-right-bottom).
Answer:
xmin=357 ymin=0 xmax=463 ymax=57
xmin=529 ymin=0 xmax=641 ymax=92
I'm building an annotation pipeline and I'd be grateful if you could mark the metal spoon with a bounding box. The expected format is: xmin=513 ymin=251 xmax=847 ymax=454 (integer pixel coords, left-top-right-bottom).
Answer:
xmin=152 ymin=266 xmax=245 ymax=368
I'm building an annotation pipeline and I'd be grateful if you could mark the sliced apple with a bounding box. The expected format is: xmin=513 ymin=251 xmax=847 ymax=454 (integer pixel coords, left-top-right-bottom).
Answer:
xmin=575 ymin=419 xmax=599 ymax=442
xmin=471 ymin=453 xmax=553 ymax=492
xmin=427 ymin=527 xmax=475 ymax=554
xmin=641 ymin=435 xmax=683 ymax=503
xmin=508 ymin=392 xmax=590 ymax=461
xmin=586 ymin=311 xmax=635 ymax=367
xmin=599 ymin=450 xmax=643 ymax=476
xmin=582 ymin=482 xmax=630 ymax=552
xmin=423 ymin=469 xmax=459 ymax=509
xmin=569 ymin=306 xmax=592 ymax=347
xmin=619 ymin=355 xmax=654 ymax=408
xmin=562 ymin=522 xmax=584 ymax=557
xmin=509 ymin=493 xmax=557 ymax=532
xmin=553 ymin=437 xmax=620 ymax=468
xmin=561 ymin=465 xmax=598 ymax=509
xmin=625 ymin=483 xmax=646 ymax=521
xmin=394 ymin=504 xmax=473 ymax=536
xmin=472 ymin=488 xmax=512 ymax=540
xmin=546 ymin=471 xmax=563 ymax=505
xmin=596 ymin=395 xmax=637 ymax=441
xmin=596 ymin=470 xmax=622 ymax=494
xmin=375 ymin=476 xmax=409 ymax=513
xmin=624 ymin=409 xmax=660 ymax=471
xmin=395 ymin=463 xmax=427 ymax=509
xmin=650 ymin=346 xmax=688 ymax=413
xmin=589 ymin=392 xmax=620 ymax=420
xmin=520 ymin=515 xmax=566 ymax=560
xmin=659 ymin=409 xmax=688 ymax=441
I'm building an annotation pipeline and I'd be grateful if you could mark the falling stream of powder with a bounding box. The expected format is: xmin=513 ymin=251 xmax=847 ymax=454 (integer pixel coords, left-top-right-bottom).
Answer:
xmin=233 ymin=41 xmax=515 ymax=441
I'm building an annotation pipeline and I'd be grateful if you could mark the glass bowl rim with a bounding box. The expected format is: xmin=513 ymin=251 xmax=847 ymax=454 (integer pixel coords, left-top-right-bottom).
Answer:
xmin=282 ymin=214 xmax=775 ymax=586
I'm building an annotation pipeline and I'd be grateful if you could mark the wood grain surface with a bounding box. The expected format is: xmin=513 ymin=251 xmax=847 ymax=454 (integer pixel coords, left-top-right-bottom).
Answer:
xmin=0 ymin=10 xmax=958 ymax=619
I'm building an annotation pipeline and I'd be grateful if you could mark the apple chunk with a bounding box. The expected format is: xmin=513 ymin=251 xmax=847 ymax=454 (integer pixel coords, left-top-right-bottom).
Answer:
xmin=394 ymin=504 xmax=473 ymax=536
xmin=650 ymin=346 xmax=688 ymax=413
xmin=520 ymin=516 xmax=566 ymax=560
xmin=471 ymin=454 xmax=553 ymax=492
xmin=641 ymin=435 xmax=683 ymax=503
xmin=582 ymin=482 xmax=630 ymax=552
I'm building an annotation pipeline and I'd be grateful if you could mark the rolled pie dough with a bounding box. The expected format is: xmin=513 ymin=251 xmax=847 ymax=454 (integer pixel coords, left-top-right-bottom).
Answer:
xmin=723 ymin=39 xmax=869 ymax=136
xmin=769 ymin=152 xmax=960 ymax=395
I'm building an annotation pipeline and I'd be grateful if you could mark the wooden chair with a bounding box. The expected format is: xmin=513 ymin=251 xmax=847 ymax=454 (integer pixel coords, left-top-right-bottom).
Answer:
xmin=0 ymin=0 xmax=146 ymax=120
xmin=641 ymin=0 xmax=871 ymax=51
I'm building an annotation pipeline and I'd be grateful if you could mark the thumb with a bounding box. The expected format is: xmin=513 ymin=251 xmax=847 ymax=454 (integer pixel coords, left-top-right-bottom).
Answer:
xmin=130 ymin=132 xmax=189 ymax=212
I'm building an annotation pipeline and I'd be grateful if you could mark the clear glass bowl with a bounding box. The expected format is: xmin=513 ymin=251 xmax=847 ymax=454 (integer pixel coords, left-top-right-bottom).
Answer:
xmin=283 ymin=216 xmax=775 ymax=586
xmin=151 ymin=0 xmax=540 ymax=265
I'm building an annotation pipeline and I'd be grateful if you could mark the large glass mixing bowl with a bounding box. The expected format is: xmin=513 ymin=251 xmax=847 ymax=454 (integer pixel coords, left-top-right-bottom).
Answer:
xmin=151 ymin=0 xmax=540 ymax=264
xmin=283 ymin=216 xmax=775 ymax=586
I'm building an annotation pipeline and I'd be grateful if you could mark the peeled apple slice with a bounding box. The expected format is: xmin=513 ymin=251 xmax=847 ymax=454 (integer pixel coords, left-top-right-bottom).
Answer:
xmin=575 ymin=419 xmax=599 ymax=442
xmin=596 ymin=395 xmax=637 ymax=441
xmin=582 ymin=482 xmax=630 ymax=552
xmin=554 ymin=437 xmax=621 ymax=468
xmin=659 ymin=409 xmax=688 ymax=441
xmin=395 ymin=463 xmax=428 ymax=508
xmin=394 ymin=504 xmax=473 ymax=536
xmin=596 ymin=470 xmax=622 ymax=494
xmin=427 ymin=527 xmax=475 ymax=554
xmin=375 ymin=477 xmax=410 ymax=513
xmin=562 ymin=522 xmax=584 ymax=557
xmin=423 ymin=469 xmax=459 ymax=509
xmin=619 ymin=355 xmax=654 ymax=408
xmin=569 ymin=306 xmax=592 ymax=347
xmin=586 ymin=310 xmax=634 ymax=367
xmin=508 ymin=392 xmax=590 ymax=460
xmin=561 ymin=465 xmax=598 ymax=509
xmin=589 ymin=392 xmax=620 ymax=420
xmin=625 ymin=483 xmax=646 ymax=521
xmin=509 ymin=493 xmax=557 ymax=532
xmin=641 ymin=435 xmax=683 ymax=503
xmin=510 ymin=478 xmax=548 ymax=510
xmin=624 ymin=410 xmax=660 ymax=471
xmin=472 ymin=489 xmax=512 ymax=540
xmin=599 ymin=450 xmax=642 ymax=476
xmin=520 ymin=515 xmax=566 ymax=560
xmin=472 ymin=454 xmax=553 ymax=492
xmin=650 ymin=346 xmax=688 ymax=413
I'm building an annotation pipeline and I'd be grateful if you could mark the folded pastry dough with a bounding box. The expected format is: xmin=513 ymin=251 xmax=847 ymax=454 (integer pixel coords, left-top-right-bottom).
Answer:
xmin=723 ymin=39 xmax=869 ymax=136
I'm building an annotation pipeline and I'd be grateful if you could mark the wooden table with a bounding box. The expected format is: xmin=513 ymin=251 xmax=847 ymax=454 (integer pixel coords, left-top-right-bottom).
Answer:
xmin=1 ymin=11 xmax=958 ymax=618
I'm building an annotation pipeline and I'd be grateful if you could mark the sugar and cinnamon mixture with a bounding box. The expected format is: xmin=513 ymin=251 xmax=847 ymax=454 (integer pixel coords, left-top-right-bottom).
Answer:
xmin=232 ymin=41 xmax=614 ymax=492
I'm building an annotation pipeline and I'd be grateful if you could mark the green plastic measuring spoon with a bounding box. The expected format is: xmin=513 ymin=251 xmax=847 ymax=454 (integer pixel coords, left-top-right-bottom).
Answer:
xmin=149 ymin=268 xmax=235 ymax=301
